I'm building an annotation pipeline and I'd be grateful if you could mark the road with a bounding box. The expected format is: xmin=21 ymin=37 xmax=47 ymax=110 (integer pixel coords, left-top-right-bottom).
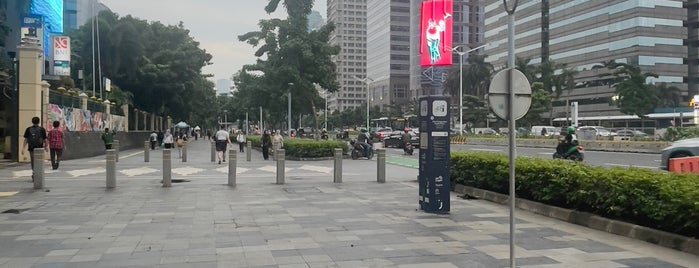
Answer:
xmin=383 ymin=143 xmax=661 ymax=170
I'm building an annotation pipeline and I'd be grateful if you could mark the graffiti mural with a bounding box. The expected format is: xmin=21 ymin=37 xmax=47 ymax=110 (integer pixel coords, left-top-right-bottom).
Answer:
xmin=46 ymin=104 xmax=125 ymax=132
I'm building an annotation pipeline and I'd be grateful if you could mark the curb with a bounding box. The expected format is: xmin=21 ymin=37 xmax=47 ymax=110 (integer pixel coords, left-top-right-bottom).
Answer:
xmin=453 ymin=184 xmax=699 ymax=256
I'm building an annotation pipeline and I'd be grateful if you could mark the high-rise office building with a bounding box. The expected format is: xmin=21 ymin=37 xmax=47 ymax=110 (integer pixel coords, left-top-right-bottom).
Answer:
xmin=484 ymin=0 xmax=688 ymax=119
xmin=216 ymin=79 xmax=232 ymax=96
xmin=76 ymin=0 xmax=109 ymax=29
xmin=327 ymin=0 xmax=367 ymax=112
xmin=366 ymin=0 xmax=411 ymax=111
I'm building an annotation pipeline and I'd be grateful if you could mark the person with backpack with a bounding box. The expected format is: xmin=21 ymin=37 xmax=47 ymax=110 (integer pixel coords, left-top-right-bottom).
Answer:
xmin=23 ymin=116 xmax=48 ymax=180
xmin=102 ymin=128 xmax=114 ymax=150
xmin=149 ymin=131 xmax=158 ymax=150
xmin=47 ymin=121 xmax=65 ymax=170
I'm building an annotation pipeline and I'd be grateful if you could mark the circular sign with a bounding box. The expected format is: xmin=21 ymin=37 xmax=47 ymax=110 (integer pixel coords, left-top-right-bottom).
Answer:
xmin=488 ymin=69 xmax=532 ymax=120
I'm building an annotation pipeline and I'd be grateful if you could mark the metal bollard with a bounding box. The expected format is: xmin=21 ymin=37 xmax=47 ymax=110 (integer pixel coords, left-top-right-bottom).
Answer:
xmin=32 ymin=148 xmax=44 ymax=190
xmin=228 ymin=150 xmax=237 ymax=186
xmin=276 ymin=149 xmax=285 ymax=184
xmin=144 ymin=141 xmax=150 ymax=162
xmin=246 ymin=141 xmax=252 ymax=161
xmin=333 ymin=148 xmax=343 ymax=183
xmin=377 ymin=148 xmax=386 ymax=183
xmin=182 ymin=143 xmax=187 ymax=162
xmin=114 ymin=140 xmax=119 ymax=162
xmin=162 ymin=149 xmax=172 ymax=187
xmin=211 ymin=142 xmax=216 ymax=162
xmin=106 ymin=149 xmax=116 ymax=188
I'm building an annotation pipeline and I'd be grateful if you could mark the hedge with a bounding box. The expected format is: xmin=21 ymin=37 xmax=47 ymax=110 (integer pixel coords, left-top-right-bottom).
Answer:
xmin=450 ymin=152 xmax=699 ymax=238
xmin=244 ymin=135 xmax=348 ymax=158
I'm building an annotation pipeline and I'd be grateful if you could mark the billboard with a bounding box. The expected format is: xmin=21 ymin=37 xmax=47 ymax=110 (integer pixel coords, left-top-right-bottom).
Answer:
xmin=419 ymin=0 xmax=453 ymax=67
xmin=52 ymin=36 xmax=70 ymax=76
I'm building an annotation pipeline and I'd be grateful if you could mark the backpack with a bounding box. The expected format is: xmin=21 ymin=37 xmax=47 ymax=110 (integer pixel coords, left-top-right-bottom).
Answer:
xmin=28 ymin=126 xmax=44 ymax=148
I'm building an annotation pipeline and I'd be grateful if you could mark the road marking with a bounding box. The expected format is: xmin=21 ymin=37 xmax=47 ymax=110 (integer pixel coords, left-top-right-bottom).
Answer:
xmin=121 ymin=151 xmax=142 ymax=159
xmin=67 ymin=167 xmax=105 ymax=177
xmin=172 ymin=166 xmax=204 ymax=176
xmin=120 ymin=167 xmax=159 ymax=177
xmin=298 ymin=165 xmax=332 ymax=174
xmin=605 ymin=163 xmax=656 ymax=169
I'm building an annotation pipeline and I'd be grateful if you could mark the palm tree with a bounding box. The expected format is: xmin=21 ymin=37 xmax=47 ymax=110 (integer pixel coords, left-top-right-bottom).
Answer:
xmin=655 ymin=83 xmax=683 ymax=109
xmin=610 ymin=63 xmax=658 ymax=118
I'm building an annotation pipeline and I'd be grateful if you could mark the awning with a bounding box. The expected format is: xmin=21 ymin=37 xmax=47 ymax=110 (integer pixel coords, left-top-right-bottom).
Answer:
xmin=174 ymin=121 xmax=190 ymax=128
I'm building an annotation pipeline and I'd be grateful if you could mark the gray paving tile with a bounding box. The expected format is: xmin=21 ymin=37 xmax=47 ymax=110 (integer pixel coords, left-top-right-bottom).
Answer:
xmin=614 ymin=257 xmax=687 ymax=268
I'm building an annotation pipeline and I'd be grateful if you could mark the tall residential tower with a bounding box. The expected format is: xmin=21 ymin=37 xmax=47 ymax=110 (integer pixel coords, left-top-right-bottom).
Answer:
xmin=327 ymin=0 xmax=367 ymax=112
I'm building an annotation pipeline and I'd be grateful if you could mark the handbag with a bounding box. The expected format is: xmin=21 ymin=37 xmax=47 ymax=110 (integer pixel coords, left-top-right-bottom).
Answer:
xmin=176 ymin=138 xmax=184 ymax=147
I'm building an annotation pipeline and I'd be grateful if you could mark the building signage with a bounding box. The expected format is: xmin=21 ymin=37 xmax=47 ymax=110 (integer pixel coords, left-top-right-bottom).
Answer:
xmin=52 ymin=36 xmax=70 ymax=76
xmin=20 ymin=14 xmax=44 ymax=48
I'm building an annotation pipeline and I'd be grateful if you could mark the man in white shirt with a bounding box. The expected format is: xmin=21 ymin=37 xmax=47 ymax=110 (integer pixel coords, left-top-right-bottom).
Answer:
xmin=149 ymin=131 xmax=158 ymax=150
xmin=214 ymin=126 xmax=231 ymax=164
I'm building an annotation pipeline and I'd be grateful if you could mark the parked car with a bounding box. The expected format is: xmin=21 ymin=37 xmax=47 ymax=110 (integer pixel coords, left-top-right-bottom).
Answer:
xmin=577 ymin=126 xmax=616 ymax=137
xmin=659 ymin=138 xmax=699 ymax=170
xmin=383 ymin=130 xmax=420 ymax=148
xmin=615 ymin=129 xmax=648 ymax=137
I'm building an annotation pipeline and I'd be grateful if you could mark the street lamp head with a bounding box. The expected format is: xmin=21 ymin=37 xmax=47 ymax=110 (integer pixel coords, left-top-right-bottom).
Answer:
xmin=288 ymin=82 xmax=294 ymax=86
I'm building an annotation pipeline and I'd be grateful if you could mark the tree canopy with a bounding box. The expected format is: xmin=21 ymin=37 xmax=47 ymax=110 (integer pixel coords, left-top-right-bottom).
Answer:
xmin=68 ymin=11 xmax=215 ymax=124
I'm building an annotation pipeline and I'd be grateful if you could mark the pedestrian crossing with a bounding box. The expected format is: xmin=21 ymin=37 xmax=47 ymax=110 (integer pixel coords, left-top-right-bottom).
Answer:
xmin=4 ymin=164 xmax=335 ymax=180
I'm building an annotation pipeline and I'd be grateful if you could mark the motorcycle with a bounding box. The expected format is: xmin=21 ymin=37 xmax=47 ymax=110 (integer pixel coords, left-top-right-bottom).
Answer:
xmin=553 ymin=141 xmax=584 ymax=161
xmin=350 ymin=139 xmax=374 ymax=160
xmin=403 ymin=141 xmax=414 ymax=155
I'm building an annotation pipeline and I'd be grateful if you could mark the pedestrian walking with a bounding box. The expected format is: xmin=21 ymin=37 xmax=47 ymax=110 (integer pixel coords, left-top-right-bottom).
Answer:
xmin=237 ymin=130 xmax=246 ymax=153
xmin=206 ymin=130 xmax=212 ymax=140
xmin=176 ymin=132 xmax=187 ymax=158
xmin=23 ymin=116 xmax=47 ymax=181
xmin=215 ymin=125 xmax=231 ymax=164
xmin=47 ymin=121 xmax=64 ymax=170
xmin=163 ymin=129 xmax=174 ymax=149
xmin=261 ymin=130 xmax=271 ymax=160
xmin=157 ymin=130 xmax=164 ymax=148
xmin=101 ymin=128 xmax=114 ymax=150
xmin=149 ymin=130 xmax=158 ymax=150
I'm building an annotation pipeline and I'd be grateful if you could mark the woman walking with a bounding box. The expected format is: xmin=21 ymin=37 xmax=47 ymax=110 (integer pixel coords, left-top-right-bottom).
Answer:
xmin=236 ymin=130 xmax=246 ymax=152
xmin=163 ymin=129 xmax=174 ymax=149
xmin=261 ymin=130 xmax=271 ymax=160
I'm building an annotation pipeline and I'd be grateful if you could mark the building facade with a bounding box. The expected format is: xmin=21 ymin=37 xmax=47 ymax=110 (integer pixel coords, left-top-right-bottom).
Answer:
xmin=484 ymin=0 xmax=688 ymax=119
xmin=366 ymin=0 xmax=411 ymax=112
xmin=327 ymin=0 xmax=367 ymax=112
xmin=307 ymin=10 xmax=325 ymax=32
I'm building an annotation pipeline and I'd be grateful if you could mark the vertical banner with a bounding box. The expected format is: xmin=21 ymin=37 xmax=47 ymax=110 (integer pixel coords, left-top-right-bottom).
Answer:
xmin=419 ymin=0 xmax=453 ymax=66
xmin=418 ymin=96 xmax=451 ymax=214
xmin=52 ymin=36 xmax=71 ymax=76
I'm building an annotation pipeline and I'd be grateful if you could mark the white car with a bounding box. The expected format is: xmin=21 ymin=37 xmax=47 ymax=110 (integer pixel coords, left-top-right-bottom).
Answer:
xmin=577 ymin=126 xmax=616 ymax=137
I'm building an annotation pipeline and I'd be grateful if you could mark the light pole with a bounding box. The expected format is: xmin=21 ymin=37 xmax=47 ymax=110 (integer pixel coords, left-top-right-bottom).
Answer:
xmin=450 ymin=43 xmax=489 ymax=135
xmin=324 ymin=90 xmax=328 ymax=130
xmin=287 ymin=82 xmax=293 ymax=135
xmin=352 ymin=75 xmax=384 ymax=131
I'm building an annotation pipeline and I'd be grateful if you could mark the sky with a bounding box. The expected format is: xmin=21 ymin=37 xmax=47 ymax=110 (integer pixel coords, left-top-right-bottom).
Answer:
xmin=99 ymin=0 xmax=327 ymax=83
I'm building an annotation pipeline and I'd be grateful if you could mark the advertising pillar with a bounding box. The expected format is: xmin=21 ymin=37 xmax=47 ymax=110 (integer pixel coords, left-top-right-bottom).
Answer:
xmin=418 ymin=96 xmax=451 ymax=214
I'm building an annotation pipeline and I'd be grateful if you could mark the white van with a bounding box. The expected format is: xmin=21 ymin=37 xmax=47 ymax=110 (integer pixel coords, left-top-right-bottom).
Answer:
xmin=531 ymin=126 xmax=558 ymax=136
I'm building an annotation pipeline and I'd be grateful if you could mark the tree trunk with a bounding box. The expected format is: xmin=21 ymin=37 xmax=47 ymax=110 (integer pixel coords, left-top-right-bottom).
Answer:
xmin=311 ymin=100 xmax=320 ymax=140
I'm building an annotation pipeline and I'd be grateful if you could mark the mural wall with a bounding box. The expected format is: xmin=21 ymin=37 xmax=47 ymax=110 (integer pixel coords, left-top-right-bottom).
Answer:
xmin=46 ymin=104 xmax=125 ymax=132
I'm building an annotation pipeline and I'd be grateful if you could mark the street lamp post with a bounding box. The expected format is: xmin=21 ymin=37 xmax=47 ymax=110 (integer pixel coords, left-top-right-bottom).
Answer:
xmin=324 ymin=91 xmax=328 ymax=130
xmin=352 ymin=75 xmax=381 ymax=131
xmin=288 ymin=82 xmax=293 ymax=135
xmin=450 ymin=43 xmax=489 ymax=135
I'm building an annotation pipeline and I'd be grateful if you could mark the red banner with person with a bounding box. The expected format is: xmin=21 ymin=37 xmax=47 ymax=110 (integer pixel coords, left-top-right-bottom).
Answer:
xmin=419 ymin=0 xmax=453 ymax=66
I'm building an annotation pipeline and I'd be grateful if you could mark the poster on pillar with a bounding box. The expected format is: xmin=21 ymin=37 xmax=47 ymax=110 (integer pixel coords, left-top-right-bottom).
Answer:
xmin=419 ymin=0 xmax=453 ymax=67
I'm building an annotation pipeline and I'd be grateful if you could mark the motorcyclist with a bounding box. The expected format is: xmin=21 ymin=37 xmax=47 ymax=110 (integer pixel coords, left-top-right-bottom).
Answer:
xmin=401 ymin=128 xmax=412 ymax=148
xmin=357 ymin=129 xmax=372 ymax=157
xmin=557 ymin=126 xmax=578 ymax=155
xmin=321 ymin=128 xmax=328 ymax=140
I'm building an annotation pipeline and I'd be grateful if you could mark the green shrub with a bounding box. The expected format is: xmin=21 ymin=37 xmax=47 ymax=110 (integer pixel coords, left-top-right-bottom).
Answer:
xmin=246 ymin=135 xmax=347 ymax=158
xmin=451 ymin=152 xmax=699 ymax=237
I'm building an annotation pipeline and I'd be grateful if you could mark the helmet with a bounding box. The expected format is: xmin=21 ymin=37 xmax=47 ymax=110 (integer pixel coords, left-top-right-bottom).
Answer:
xmin=567 ymin=126 xmax=575 ymax=133
xmin=360 ymin=129 xmax=368 ymax=133
xmin=404 ymin=128 xmax=409 ymax=133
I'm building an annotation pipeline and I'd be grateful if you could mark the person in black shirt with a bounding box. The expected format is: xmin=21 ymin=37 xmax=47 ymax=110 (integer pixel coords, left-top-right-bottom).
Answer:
xmin=23 ymin=117 xmax=48 ymax=181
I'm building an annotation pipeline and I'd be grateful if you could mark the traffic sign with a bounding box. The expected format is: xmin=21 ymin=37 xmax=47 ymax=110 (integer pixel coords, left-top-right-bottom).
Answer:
xmin=488 ymin=69 xmax=532 ymax=120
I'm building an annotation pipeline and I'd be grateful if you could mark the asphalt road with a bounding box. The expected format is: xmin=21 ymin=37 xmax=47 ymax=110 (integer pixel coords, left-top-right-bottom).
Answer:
xmin=383 ymin=143 xmax=661 ymax=170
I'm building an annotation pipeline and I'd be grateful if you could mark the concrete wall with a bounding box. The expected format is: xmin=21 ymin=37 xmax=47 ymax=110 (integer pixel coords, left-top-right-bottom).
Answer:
xmin=62 ymin=132 xmax=150 ymax=160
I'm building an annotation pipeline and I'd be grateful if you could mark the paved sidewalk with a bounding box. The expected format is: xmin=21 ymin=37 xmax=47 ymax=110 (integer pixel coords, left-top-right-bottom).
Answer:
xmin=0 ymin=139 xmax=697 ymax=267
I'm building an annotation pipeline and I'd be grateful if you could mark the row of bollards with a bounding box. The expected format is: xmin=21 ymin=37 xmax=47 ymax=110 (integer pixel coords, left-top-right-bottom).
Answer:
xmin=32 ymin=143 xmax=387 ymax=191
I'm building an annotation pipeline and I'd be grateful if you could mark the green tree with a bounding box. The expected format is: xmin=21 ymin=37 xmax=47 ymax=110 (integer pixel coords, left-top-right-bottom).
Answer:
xmin=237 ymin=0 xmax=339 ymax=132
xmin=608 ymin=63 xmax=658 ymax=118
xmin=69 ymin=11 xmax=214 ymax=125
xmin=655 ymin=83 xmax=683 ymax=109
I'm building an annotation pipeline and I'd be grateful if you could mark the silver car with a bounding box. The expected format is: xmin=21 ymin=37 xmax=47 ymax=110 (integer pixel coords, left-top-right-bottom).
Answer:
xmin=659 ymin=138 xmax=699 ymax=170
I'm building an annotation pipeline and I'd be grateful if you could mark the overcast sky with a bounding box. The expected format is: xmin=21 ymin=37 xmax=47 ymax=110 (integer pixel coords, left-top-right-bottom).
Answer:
xmin=99 ymin=0 xmax=327 ymax=83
